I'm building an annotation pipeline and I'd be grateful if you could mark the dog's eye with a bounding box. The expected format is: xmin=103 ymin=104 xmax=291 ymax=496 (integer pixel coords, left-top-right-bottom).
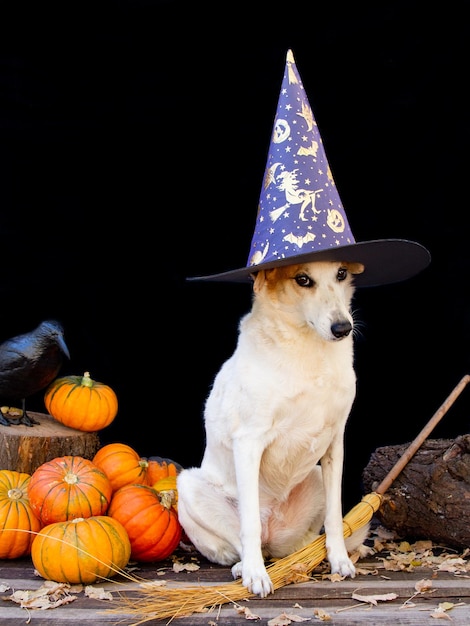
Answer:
xmin=294 ymin=274 xmax=314 ymax=288
xmin=337 ymin=267 xmax=348 ymax=281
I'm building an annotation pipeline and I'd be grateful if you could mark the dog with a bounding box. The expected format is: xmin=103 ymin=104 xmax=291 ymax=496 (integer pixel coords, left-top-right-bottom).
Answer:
xmin=177 ymin=260 xmax=370 ymax=598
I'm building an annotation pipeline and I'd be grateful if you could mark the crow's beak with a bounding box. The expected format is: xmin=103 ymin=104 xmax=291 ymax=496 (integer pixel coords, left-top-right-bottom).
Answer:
xmin=59 ymin=335 xmax=71 ymax=360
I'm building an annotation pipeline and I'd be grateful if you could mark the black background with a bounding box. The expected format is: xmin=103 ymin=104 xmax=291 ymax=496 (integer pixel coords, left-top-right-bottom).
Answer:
xmin=0 ymin=1 xmax=469 ymax=510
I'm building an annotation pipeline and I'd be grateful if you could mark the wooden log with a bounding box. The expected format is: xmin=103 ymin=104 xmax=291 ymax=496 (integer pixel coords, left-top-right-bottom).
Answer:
xmin=0 ymin=411 xmax=100 ymax=475
xmin=362 ymin=435 xmax=470 ymax=549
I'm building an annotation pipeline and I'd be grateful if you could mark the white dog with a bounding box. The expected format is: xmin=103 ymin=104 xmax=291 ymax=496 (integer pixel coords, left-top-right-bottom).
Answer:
xmin=177 ymin=260 xmax=370 ymax=598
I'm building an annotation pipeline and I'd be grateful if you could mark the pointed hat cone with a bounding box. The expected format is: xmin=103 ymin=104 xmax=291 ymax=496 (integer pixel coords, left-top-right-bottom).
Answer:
xmin=189 ymin=50 xmax=430 ymax=287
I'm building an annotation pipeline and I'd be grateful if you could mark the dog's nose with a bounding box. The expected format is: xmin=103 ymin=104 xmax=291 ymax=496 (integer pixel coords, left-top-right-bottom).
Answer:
xmin=331 ymin=321 xmax=352 ymax=338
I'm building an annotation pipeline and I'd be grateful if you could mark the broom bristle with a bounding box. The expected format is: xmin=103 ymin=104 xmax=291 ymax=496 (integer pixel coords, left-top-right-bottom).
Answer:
xmin=105 ymin=493 xmax=382 ymax=624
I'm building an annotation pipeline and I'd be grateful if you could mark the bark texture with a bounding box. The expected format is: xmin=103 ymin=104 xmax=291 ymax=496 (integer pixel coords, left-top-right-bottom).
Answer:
xmin=0 ymin=412 xmax=100 ymax=474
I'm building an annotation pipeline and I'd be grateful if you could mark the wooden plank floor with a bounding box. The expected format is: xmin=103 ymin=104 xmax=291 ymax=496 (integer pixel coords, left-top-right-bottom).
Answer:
xmin=0 ymin=539 xmax=469 ymax=625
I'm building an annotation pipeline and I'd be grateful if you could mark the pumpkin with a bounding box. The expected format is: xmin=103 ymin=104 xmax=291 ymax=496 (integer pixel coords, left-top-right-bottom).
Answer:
xmin=153 ymin=475 xmax=178 ymax=511
xmin=44 ymin=371 xmax=118 ymax=432
xmin=31 ymin=515 xmax=131 ymax=584
xmin=28 ymin=456 xmax=113 ymax=525
xmin=146 ymin=455 xmax=183 ymax=486
xmin=92 ymin=443 xmax=148 ymax=492
xmin=107 ymin=483 xmax=182 ymax=562
xmin=0 ymin=470 xmax=42 ymax=559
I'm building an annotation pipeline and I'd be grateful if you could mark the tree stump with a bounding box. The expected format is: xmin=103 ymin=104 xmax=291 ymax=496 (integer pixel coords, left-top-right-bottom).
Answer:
xmin=362 ymin=435 xmax=470 ymax=549
xmin=0 ymin=412 xmax=100 ymax=475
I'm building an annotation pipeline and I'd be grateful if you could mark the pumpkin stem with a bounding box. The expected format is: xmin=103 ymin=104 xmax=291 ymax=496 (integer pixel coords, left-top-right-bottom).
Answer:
xmin=81 ymin=372 xmax=94 ymax=388
xmin=7 ymin=488 xmax=24 ymax=501
xmin=158 ymin=490 xmax=177 ymax=510
xmin=64 ymin=472 xmax=79 ymax=485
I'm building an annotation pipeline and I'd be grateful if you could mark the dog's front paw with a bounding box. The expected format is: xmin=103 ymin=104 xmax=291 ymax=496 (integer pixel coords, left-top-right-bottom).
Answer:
xmin=328 ymin=553 xmax=357 ymax=578
xmin=231 ymin=560 xmax=274 ymax=598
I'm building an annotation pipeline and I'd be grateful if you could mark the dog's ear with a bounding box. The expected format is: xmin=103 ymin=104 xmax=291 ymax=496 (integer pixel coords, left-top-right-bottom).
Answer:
xmin=253 ymin=271 xmax=266 ymax=293
xmin=347 ymin=262 xmax=365 ymax=275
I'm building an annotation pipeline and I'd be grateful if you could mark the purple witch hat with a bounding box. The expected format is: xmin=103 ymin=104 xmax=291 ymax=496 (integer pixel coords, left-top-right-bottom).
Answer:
xmin=189 ymin=49 xmax=430 ymax=287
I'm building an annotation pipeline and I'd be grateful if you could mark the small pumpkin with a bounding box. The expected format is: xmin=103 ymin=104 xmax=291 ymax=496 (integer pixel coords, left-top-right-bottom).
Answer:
xmin=28 ymin=456 xmax=113 ymax=525
xmin=44 ymin=371 xmax=118 ymax=432
xmin=0 ymin=470 xmax=42 ymax=559
xmin=93 ymin=443 xmax=148 ymax=492
xmin=31 ymin=515 xmax=131 ymax=584
xmin=146 ymin=455 xmax=183 ymax=486
xmin=107 ymin=483 xmax=182 ymax=562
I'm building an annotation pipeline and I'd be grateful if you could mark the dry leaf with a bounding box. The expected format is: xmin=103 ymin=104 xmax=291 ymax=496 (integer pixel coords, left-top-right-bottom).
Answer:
xmin=323 ymin=572 xmax=344 ymax=582
xmin=352 ymin=591 xmax=398 ymax=605
xmin=437 ymin=558 xmax=469 ymax=573
xmin=9 ymin=581 xmax=78 ymax=610
xmin=438 ymin=602 xmax=456 ymax=611
xmin=268 ymin=612 xmax=309 ymax=625
xmin=84 ymin=586 xmax=113 ymax=600
xmin=268 ymin=613 xmax=292 ymax=626
xmin=173 ymin=561 xmax=200 ymax=572
xmin=236 ymin=605 xmax=261 ymax=620
xmin=284 ymin=563 xmax=311 ymax=584
xmin=430 ymin=607 xmax=453 ymax=620
xmin=313 ymin=607 xmax=332 ymax=621
xmin=415 ymin=578 xmax=434 ymax=593
xmin=413 ymin=540 xmax=434 ymax=551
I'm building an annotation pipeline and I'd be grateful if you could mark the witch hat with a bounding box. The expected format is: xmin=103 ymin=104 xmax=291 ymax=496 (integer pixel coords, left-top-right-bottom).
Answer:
xmin=188 ymin=49 xmax=430 ymax=287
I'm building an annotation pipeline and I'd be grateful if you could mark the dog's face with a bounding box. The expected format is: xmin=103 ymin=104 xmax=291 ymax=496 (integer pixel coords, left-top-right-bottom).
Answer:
xmin=253 ymin=261 xmax=364 ymax=342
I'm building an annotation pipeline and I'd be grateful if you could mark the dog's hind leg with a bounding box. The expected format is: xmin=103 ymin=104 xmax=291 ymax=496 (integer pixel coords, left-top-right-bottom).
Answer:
xmin=261 ymin=466 xmax=326 ymax=558
xmin=177 ymin=468 xmax=242 ymax=566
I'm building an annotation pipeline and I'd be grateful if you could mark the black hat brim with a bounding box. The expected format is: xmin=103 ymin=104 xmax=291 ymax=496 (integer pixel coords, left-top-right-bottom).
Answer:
xmin=187 ymin=239 xmax=431 ymax=288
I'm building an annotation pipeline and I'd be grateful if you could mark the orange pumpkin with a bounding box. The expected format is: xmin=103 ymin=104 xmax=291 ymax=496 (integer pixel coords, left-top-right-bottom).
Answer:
xmin=28 ymin=456 xmax=113 ymax=525
xmin=0 ymin=470 xmax=42 ymax=559
xmin=31 ymin=515 xmax=131 ymax=584
xmin=44 ymin=371 xmax=118 ymax=432
xmin=146 ymin=455 xmax=183 ymax=486
xmin=107 ymin=483 xmax=182 ymax=562
xmin=92 ymin=443 xmax=149 ymax=492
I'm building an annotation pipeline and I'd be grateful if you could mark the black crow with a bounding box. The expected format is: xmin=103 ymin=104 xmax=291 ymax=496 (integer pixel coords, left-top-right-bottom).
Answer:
xmin=0 ymin=320 xmax=70 ymax=426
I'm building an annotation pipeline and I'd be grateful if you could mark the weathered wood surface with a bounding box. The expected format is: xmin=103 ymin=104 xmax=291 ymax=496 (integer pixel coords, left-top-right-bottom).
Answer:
xmin=0 ymin=412 xmax=100 ymax=474
xmin=0 ymin=544 xmax=469 ymax=625
xmin=362 ymin=435 xmax=470 ymax=549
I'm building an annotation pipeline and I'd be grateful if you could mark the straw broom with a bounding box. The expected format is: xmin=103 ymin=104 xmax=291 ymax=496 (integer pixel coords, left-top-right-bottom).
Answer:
xmin=107 ymin=374 xmax=470 ymax=625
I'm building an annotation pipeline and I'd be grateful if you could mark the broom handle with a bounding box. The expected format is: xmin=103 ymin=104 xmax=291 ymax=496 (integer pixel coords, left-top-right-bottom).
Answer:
xmin=375 ymin=374 xmax=470 ymax=496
